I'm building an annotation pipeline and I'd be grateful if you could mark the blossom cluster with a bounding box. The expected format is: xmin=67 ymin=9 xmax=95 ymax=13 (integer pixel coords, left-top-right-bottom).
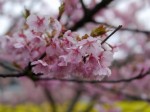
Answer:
xmin=0 ymin=14 xmax=116 ymax=80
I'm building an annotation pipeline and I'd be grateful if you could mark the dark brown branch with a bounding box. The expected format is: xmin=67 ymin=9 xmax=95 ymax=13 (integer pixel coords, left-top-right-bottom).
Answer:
xmin=80 ymin=0 xmax=88 ymax=13
xmin=93 ymin=20 xmax=150 ymax=35
xmin=35 ymin=70 xmax=150 ymax=83
xmin=0 ymin=69 xmax=149 ymax=84
xmin=0 ymin=73 xmax=25 ymax=78
xmin=101 ymin=25 xmax=122 ymax=44
xmin=70 ymin=0 xmax=113 ymax=31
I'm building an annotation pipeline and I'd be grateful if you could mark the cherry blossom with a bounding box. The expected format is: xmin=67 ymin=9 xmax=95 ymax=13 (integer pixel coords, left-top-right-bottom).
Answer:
xmin=0 ymin=13 xmax=116 ymax=80
xmin=26 ymin=14 xmax=49 ymax=32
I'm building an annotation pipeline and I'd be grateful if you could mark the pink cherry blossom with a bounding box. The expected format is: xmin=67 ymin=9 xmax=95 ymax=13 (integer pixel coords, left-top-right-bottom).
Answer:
xmin=26 ymin=14 xmax=49 ymax=32
xmin=78 ymin=36 xmax=104 ymax=59
xmin=0 ymin=13 xmax=116 ymax=80
xmin=31 ymin=60 xmax=50 ymax=75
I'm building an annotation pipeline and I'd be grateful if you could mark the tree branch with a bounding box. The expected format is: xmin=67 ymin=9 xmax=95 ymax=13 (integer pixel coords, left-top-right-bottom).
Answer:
xmin=99 ymin=85 xmax=150 ymax=102
xmin=44 ymin=88 xmax=57 ymax=112
xmin=66 ymin=85 xmax=83 ymax=112
xmin=80 ymin=0 xmax=88 ymax=13
xmin=101 ymin=25 xmax=122 ymax=44
xmin=93 ymin=20 xmax=150 ymax=35
xmin=34 ymin=70 xmax=150 ymax=84
xmin=70 ymin=0 xmax=113 ymax=31
xmin=83 ymin=94 xmax=99 ymax=112
xmin=0 ymin=61 xmax=19 ymax=72
xmin=0 ymin=73 xmax=25 ymax=78
xmin=0 ymin=69 xmax=149 ymax=84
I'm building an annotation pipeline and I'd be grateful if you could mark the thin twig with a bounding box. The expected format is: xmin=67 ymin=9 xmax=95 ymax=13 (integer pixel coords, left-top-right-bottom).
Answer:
xmin=101 ymin=25 xmax=122 ymax=44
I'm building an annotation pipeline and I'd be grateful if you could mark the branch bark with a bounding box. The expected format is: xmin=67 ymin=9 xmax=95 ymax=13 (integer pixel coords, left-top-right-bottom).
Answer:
xmin=1 ymin=70 xmax=149 ymax=84
xmin=33 ymin=70 xmax=150 ymax=84
xmin=70 ymin=0 xmax=113 ymax=31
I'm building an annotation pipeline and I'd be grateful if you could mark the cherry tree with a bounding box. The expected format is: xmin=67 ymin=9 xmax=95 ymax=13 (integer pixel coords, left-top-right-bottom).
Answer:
xmin=0 ymin=0 xmax=150 ymax=112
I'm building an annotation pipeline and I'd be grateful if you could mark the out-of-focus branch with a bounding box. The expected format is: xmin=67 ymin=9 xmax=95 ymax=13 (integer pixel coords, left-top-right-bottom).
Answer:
xmin=44 ymin=88 xmax=57 ymax=112
xmin=80 ymin=0 xmax=88 ymax=13
xmin=99 ymin=85 xmax=150 ymax=102
xmin=70 ymin=0 xmax=113 ymax=31
xmin=83 ymin=94 xmax=99 ymax=112
xmin=66 ymin=85 xmax=83 ymax=112
xmin=0 ymin=61 xmax=19 ymax=72
xmin=93 ymin=20 xmax=150 ymax=35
